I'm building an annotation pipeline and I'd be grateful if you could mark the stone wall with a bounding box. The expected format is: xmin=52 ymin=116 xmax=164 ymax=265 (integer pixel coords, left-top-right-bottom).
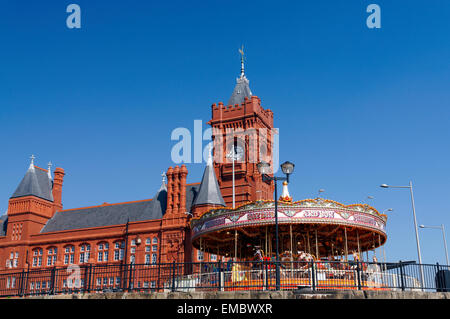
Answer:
xmin=21 ymin=290 xmax=450 ymax=299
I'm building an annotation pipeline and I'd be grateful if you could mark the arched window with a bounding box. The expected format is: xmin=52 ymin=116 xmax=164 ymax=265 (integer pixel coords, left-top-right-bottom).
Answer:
xmin=97 ymin=242 xmax=109 ymax=262
xmin=32 ymin=248 xmax=43 ymax=267
xmin=79 ymin=243 xmax=91 ymax=264
xmin=64 ymin=245 xmax=75 ymax=265
xmin=46 ymin=247 xmax=58 ymax=266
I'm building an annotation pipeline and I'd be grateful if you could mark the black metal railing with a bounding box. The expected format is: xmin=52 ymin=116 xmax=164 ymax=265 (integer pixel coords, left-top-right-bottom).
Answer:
xmin=0 ymin=260 xmax=449 ymax=298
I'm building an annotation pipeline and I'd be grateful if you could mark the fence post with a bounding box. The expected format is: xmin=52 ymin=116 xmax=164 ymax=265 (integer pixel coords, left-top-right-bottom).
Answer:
xmin=171 ymin=261 xmax=176 ymax=292
xmin=356 ymin=261 xmax=362 ymax=290
xmin=128 ymin=264 xmax=133 ymax=292
xmin=399 ymin=260 xmax=405 ymax=291
xmin=218 ymin=260 xmax=222 ymax=291
xmin=50 ymin=266 xmax=56 ymax=295
xmin=311 ymin=261 xmax=316 ymax=291
xmin=87 ymin=264 xmax=92 ymax=293
xmin=436 ymin=262 xmax=441 ymax=292
xmin=18 ymin=269 xmax=25 ymax=297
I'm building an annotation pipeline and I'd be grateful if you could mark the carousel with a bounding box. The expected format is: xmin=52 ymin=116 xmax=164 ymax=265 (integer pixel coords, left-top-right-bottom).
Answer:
xmin=190 ymin=182 xmax=389 ymax=290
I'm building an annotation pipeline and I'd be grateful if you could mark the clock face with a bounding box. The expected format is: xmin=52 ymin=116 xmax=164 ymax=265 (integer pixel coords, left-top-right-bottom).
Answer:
xmin=227 ymin=145 xmax=244 ymax=161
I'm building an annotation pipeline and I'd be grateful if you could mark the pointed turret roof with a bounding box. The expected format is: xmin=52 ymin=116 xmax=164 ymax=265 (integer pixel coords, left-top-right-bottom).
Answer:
xmin=11 ymin=156 xmax=54 ymax=202
xmin=192 ymin=152 xmax=225 ymax=207
xmin=228 ymin=46 xmax=252 ymax=106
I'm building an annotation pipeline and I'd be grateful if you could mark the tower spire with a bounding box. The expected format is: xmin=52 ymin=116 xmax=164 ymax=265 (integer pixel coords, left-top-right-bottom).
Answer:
xmin=228 ymin=46 xmax=252 ymax=106
xmin=239 ymin=45 xmax=245 ymax=78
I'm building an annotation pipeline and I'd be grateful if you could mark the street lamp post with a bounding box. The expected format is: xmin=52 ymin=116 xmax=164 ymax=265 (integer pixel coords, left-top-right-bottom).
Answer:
xmin=419 ymin=224 xmax=449 ymax=266
xmin=257 ymin=160 xmax=295 ymax=290
xmin=380 ymin=181 xmax=425 ymax=288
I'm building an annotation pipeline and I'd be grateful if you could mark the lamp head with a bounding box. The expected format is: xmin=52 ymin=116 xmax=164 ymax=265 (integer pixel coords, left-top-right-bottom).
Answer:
xmin=257 ymin=161 xmax=271 ymax=175
xmin=281 ymin=161 xmax=295 ymax=175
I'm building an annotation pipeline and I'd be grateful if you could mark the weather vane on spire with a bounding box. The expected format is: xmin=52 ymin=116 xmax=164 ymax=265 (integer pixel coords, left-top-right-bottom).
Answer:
xmin=239 ymin=45 xmax=245 ymax=77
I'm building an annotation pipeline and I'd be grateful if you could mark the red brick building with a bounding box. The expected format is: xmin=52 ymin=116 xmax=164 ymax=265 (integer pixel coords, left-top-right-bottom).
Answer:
xmin=0 ymin=64 xmax=275 ymax=283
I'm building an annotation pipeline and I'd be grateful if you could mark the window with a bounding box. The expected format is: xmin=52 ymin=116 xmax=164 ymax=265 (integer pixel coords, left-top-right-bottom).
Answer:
xmin=145 ymin=246 xmax=150 ymax=252
xmin=146 ymin=238 xmax=151 ymax=245
xmin=150 ymin=281 xmax=156 ymax=288
xmin=64 ymin=245 xmax=75 ymax=265
xmin=152 ymin=238 xmax=158 ymax=244
xmin=197 ymin=250 xmax=204 ymax=261
xmin=151 ymin=253 xmax=157 ymax=264
xmin=79 ymin=244 xmax=90 ymax=264
xmin=96 ymin=278 xmax=101 ymax=286
xmin=130 ymin=255 xmax=135 ymax=264
xmin=152 ymin=245 xmax=157 ymax=252
xmin=210 ymin=254 xmax=217 ymax=261
xmin=131 ymin=239 xmax=136 ymax=246
xmin=115 ymin=277 xmax=121 ymax=285
xmin=47 ymin=247 xmax=57 ymax=266
xmin=145 ymin=254 xmax=150 ymax=265
xmin=32 ymin=248 xmax=43 ymax=267
xmin=130 ymin=247 xmax=135 ymax=254
xmin=97 ymin=242 xmax=109 ymax=262
xmin=114 ymin=241 xmax=124 ymax=261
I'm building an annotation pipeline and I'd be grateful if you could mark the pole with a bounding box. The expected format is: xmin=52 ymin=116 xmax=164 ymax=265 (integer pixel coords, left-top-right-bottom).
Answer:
xmin=441 ymin=224 xmax=449 ymax=266
xmin=234 ymin=230 xmax=238 ymax=260
xmin=315 ymin=230 xmax=319 ymax=260
xmin=409 ymin=181 xmax=425 ymax=288
xmin=356 ymin=229 xmax=361 ymax=259
xmin=232 ymin=146 xmax=235 ymax=209
xmin=274 ymin=178 xmax=280 ymax=290
xmin=344 ymin=227 xmax=348 ymax=262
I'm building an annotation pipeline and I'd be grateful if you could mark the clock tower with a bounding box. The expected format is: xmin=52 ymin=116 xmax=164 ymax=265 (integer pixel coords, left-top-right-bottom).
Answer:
xmin=208 ymin=50 xmax=275 ymax=207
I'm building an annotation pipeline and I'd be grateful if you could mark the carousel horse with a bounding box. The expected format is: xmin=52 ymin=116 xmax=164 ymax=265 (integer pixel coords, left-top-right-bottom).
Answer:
xmin=280 ymin=251 xmax=294 ymax=269
xmin=295 ymin=251 xmax=315 ymax=269
xmin=253 ymin=249 xmax=264 ymax=262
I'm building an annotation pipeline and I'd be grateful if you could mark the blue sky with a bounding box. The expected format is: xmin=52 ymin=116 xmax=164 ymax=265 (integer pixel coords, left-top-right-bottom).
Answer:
xmin=0 ymin=1 xmax=449 ymax=264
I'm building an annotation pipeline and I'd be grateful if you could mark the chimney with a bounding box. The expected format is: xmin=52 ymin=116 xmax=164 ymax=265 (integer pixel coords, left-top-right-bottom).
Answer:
xmin=173 ymin=166 xmax=180 ymax=212
xmin=179 ymin=165 xmax=188 ymax=214
xmin=166 ymin=167 xmax=174 ymax=215
xmin=52 ymin=167 xmax=65 ymax=213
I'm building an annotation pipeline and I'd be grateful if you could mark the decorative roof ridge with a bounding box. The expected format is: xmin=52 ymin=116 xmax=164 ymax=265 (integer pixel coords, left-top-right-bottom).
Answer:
xmin=34 ymin=165 xmax=48 ymax=173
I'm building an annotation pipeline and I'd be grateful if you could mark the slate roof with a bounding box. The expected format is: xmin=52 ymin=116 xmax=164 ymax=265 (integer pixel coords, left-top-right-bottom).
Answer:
xmin=192 ymin=161 xmax=225 ymax=207
xmin=39 ymin=182 xmax=201 ymax=234
xmin=11 ymin=165 xmax=53 ymax=202
xmin=228 ymin=75 xmax=252 ymax=106
xmin=0 ymin=215 xmax=7 ymax=236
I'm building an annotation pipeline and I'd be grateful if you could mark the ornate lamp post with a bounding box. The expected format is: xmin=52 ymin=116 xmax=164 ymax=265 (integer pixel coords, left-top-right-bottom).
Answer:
xmin=257 ymin=160 xmax=295 ymax=290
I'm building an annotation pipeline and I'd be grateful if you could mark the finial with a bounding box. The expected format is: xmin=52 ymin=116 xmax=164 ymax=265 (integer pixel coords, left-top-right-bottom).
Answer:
xmin=239 ymin=45 xmax=245 ymax=77
xmin=206 ymin=144 xmax=213 ymax=166
xmin=47 ymin=162 xmax=53 ymax=179
xmin=28 ymin=155 xmax=36 ymax=170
